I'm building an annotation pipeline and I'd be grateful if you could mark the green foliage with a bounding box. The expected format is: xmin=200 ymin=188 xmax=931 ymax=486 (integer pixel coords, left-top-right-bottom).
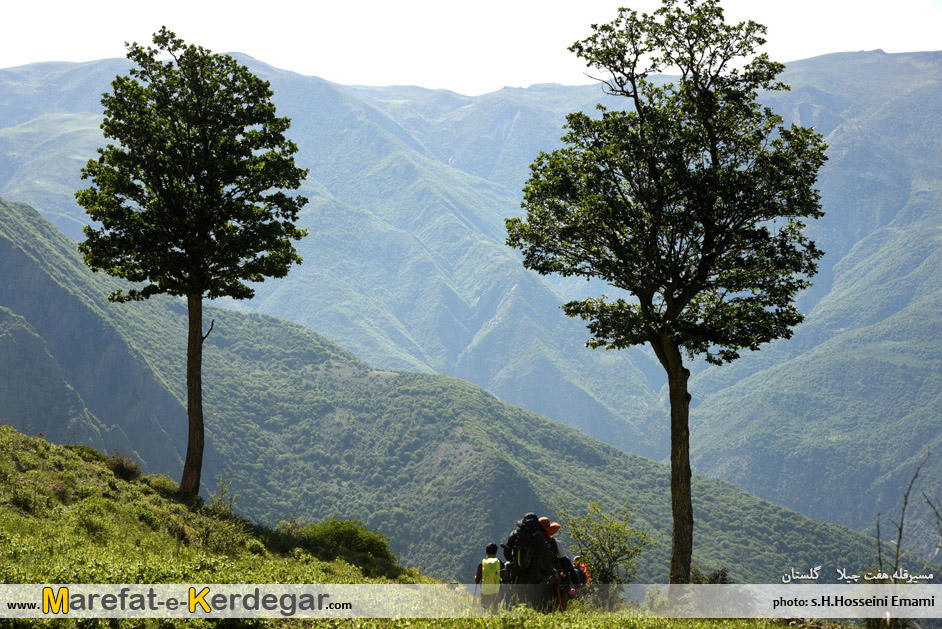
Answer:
xmin=0 ymin=52 xmax=671 ymax=462
xmin=507 ymin=0 xmax=828 ymax=583
xmin=309 ymin=517 xmax=398 ymax=575
xmin=2 ymin=48 xmax=940 ymax=551
xmin=66 ymin=445 xmax=108 ymax=464
xmin=555 ymin=501 xmax=657 ymax=589
xmin=73 ymin=27 xmax=310 ymax=497
xmin=690 ymin=565 xmax=733 ymax=584
xmin=0 ymin=424 xmax=861 ymax=629
xmin=10 ymin=485 xmax=44 ymax=514
xmin=508 ymin=0 xmax=827 ymax=364
xmin=0 ymin=425 xmax=418 ymax=592
xmin=75 ymin=27 xmax=308 ymax=303
xmin=0 ymin=198 xmax=890 ymax=583
xmin=208 ymin=473 xmax=240 ymax=516
xmin=276 ymin=516 xmax=402 ymax=579
xmin=106 ymin=449 xmax=142 ymax=481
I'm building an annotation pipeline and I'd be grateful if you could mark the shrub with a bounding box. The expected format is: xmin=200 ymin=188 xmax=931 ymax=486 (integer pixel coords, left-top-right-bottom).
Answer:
xmin=65 ymin=444 xmax=107 ymax=463
xmin=556 ymin=500 xmax=658 ymax=586
xmin=690 ymin=565 xmax=733 ymax=584
xmin=197 ymin=514 xmax=250 ymax=555
xmin=209 ymin=473 xmax=240 ymax=516
xmin=246 ymin=539 xmax=266 ymax=555
xmin=74 ymin=499 xmax=113 ymax=539
xmin=10 ymin=486 xmax=41 ymax=514
xmin=306 ymin=516 xmax=400 ymax=578
xmin=106 ymin=450 xmax=142 ymax=481
xmin=136 ymin=507 xmax=161 ymax=531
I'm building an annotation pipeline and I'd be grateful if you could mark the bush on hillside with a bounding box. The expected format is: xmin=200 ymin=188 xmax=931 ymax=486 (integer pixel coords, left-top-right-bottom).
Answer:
xmin=270 ymin=515 xmax=401 ymax=578
xmin=106 ymin=450 xmax=142 ymax=481
xmin=209 ymin=473 xmax=240 ymax=516
xmin=65 ymin=443 xmax=107 ymax=463
xmin=308 ymin=516 xmax=398 ymax=573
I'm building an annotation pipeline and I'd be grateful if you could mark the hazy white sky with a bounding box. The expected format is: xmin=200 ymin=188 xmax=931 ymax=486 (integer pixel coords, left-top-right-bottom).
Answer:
xmin=2 ymin=0 xmax=940 ymax=94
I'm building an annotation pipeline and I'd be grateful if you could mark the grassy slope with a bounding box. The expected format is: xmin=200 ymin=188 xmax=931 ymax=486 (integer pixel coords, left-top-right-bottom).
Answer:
xmin=0 ymin=198 xmax=886 ymax=583
xmin=0 ymin=428 xmax=833 ymax=629
xmin=0 ymin=425 xmax=410 ymax=585
xmin=0 ymin=425 xmax=850 ymax=629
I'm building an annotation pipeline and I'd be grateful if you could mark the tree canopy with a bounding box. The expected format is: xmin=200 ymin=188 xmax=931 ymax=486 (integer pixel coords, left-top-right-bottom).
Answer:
xmin=556 ymin=500 xmax=657 ymax=593
xmin=508 ymin=0 xmax=826 ymax=365
xmin=77 ymin=27 xmax=308 ymax=304
xmin=76 ymin=27 xmax=308 ymax=496
xmin=506 ymin=0 xmax=827 ymax=583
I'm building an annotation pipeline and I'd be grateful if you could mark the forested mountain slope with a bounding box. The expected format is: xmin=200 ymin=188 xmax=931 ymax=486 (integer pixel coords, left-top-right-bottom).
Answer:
xmin=0 ymin=50 xmax=939 ymax=543
xmin=686 ymin=51 xmax=942 ymax=538
xmin=0 ymin=58 xmax=664 ymax=458
xmin=0 ymin=197 xmax=882 ymax=581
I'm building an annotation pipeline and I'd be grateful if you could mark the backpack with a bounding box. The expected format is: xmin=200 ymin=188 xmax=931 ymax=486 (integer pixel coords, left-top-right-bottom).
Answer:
xmin=501 ymin=529 xmax=530 ymax=576
xmin=502 ymin=516 xmax=553 ymax=584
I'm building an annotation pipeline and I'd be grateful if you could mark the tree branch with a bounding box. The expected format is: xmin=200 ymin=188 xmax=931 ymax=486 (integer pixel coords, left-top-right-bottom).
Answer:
xmin=202 ymin=318 xmax=215 ymax=342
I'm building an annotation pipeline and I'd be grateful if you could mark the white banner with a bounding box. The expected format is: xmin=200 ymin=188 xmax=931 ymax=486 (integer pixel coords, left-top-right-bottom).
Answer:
xmin=632 ymin=584 xmax=942 ymax=618
xmin=1 ymin=584 xmax=941 ymax=619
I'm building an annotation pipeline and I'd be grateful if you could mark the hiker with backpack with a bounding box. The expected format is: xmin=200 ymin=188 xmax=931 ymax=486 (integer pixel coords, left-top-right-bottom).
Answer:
xmin=540 ymin=517 xmax=577 ymax=611
xmin=474 ymin=542 xmax=502 ymax=612
xmin=501 ymin=512 xmax=556 ymax=610
xmin=571 ymin=554 xmax=590 ymax=596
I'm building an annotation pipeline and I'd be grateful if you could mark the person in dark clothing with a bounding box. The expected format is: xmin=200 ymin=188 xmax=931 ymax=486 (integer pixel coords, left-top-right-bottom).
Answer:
xmin=504 ymin=513 xmax=556 ymax=610
xmin=540 ymin=517 xmax=573 ymax=611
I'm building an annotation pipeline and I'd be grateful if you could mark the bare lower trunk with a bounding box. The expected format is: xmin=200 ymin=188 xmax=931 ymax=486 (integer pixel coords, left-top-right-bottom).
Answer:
xmin=179 ymin=294 xmax=204 ymax=497
xmin=652 ymin=335 xmax=693 ymax=584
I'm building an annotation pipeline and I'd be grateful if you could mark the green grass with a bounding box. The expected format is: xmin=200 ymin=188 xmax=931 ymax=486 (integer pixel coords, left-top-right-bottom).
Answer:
xmin=0 ymin=425 xmax=419 ymax=587
xmin=0 ymin=423 xmax=856 ymax=629
xmin=273 ymin=616 xmax=845 ymax=629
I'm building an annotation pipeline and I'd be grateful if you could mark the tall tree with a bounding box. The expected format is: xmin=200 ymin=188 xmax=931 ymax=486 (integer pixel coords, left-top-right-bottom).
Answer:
xmin=506 ymin=0 xmax=827 ymax=583
xmin=77 ymin=28 xmax=308 ymax=497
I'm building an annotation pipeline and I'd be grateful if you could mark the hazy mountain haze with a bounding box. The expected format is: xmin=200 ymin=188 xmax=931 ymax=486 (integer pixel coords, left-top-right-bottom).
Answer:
xmin=0 ymin=48 xmax=939 ymax=550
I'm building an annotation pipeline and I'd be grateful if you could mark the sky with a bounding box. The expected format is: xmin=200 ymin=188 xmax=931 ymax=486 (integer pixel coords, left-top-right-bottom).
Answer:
xmin=2 ymin=0 xmax=940 ymax=95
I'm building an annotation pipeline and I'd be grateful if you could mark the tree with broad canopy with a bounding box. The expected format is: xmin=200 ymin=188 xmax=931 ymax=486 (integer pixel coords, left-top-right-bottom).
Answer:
xmin=77 ymin=27 xmax=308 ymax=497
xmin=506 ymin=0 xmax=827 ymax=583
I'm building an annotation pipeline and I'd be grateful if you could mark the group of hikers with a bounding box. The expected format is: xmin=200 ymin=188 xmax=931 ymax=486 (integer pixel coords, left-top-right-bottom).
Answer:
xmin=473 ymin=512 xmax=591 ymax=612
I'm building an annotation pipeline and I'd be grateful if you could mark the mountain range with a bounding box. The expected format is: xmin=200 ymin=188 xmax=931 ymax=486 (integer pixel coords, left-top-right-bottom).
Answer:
xmin=0 ymin=196 xmax=885 ymax=581
xmin=0 ymin=48 xmax=939 ymax=551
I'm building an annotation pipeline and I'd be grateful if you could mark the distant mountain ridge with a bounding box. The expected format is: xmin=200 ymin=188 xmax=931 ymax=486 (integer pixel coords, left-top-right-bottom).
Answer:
xmin=0 ymin=49 xmax=939 ymax=546
xmin=0 ymin=57 xmax=666 ymax=462
xmin=0 ymin=196 xmax=886 ymax=581
xmin=688 ymin=50 xmax=942 ymax=541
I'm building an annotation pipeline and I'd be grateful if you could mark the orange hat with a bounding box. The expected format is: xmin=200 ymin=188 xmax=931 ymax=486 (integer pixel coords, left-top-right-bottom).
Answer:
xmin=547 ymin=522 xmax=561 ymax=535
xmin=539 ymin=517 xmax=551 ymax=530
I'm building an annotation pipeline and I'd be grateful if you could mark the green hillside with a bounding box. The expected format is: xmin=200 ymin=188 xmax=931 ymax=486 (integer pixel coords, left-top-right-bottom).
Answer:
xmin=0 ymin=197 xmax=884 ymax=582
xmin=0 ymin=57 xmax=666 ymax=459
xmin=0 ymin=433 xmax=815 ymax=629
xmin=0 ymin=306 xmax=108 ymax=450
xmin=0 ymin=198 xmax=189 ymax=479
xmin=1 ymin=49 xmax=939 ymax=551
xmin=687 ymin=50 xmax=942 ymax=542
xmin=354 ymin=51 xmax=942 ymax=543
xmin=0 ymin=423 xmax=414 ymax=593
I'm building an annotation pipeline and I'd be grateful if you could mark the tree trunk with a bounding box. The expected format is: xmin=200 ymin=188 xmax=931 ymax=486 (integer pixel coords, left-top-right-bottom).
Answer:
xmin=652 ymin=335 xmax=693 ymax=584
xmin=179 ymin=293 xmax=205 ymax=497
